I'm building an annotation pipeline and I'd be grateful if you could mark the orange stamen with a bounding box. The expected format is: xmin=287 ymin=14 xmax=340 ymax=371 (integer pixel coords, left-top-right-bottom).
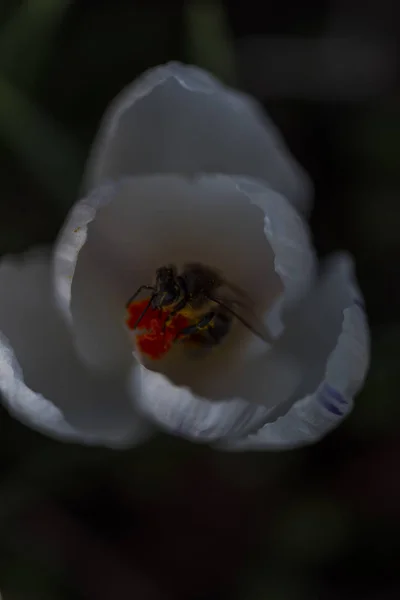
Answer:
xmin=126 ymin=298 xmax=190 ymax=359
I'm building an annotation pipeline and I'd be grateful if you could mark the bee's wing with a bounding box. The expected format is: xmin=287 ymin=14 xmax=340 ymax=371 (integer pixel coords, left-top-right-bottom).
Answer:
xmin=208 ymin=289 xmax=272 ymax=344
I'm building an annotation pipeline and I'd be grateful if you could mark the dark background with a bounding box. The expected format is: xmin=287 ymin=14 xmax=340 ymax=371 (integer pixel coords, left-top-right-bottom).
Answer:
xmin=1 ymin=1 xmax=399 ymax=598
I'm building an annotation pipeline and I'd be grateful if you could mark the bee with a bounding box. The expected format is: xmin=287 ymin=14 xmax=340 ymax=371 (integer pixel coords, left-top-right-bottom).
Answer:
xmin=126 ymin=263 xmax=271 ymax=347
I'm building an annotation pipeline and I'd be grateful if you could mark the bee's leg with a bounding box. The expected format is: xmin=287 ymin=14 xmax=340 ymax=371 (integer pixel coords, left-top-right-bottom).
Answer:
xmin=133 ymin=296 xmax=155 ymax=329
xmin=162 ymin=297 xmax=188 ymax=331
xmin=175 ymin=311 xmax=215 ymax=340
xmin=169 ymin=297 xmax=187 ymax=317
xmin=126 ymin=285 xmax=154 ymax=308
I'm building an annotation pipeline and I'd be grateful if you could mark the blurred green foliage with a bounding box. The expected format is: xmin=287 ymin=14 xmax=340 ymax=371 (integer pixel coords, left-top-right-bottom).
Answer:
xmin=0 ymin=0 xmax=71 ymax=90
xmin=184 ymin=1 xmax=236 ymax=84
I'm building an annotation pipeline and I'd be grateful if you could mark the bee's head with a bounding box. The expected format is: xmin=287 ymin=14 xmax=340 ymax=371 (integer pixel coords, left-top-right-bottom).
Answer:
xmin=153 ymin=264 xmax=179 ymax=307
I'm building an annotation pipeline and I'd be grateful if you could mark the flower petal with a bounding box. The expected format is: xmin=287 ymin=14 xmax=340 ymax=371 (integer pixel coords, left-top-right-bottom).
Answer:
xmin=132 ymin=311 xmax=304 ymax=442
xmin=85 ymin=62 xmax=311 ymax=212
xmin=136 ymin=369 xmax=269 ymax=442
xmin=53 ymin=180 xmax=136 ymax=372
xmin=0 ymin=249 xmax=151 ymax=447
xmin=217 ymin=254 xmax=370 ymax=450
xmin=234 ymin=177 xmax=316 ymax=336
xmin=54 ymin=175 xmax=314 ymax=380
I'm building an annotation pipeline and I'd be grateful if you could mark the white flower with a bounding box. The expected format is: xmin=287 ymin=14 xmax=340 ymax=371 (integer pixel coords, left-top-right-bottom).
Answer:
xmin=0 ymin=63 xmax=369 ymax=450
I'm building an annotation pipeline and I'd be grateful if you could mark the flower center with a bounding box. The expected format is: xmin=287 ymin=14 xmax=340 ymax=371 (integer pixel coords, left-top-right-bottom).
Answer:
xmin=125 ymin=261 xmax=273 ymax=363
xmin=125 ymin=262 xmax=246 ymax=360
xmin=126 ymin=299 xmax=194 ymax=359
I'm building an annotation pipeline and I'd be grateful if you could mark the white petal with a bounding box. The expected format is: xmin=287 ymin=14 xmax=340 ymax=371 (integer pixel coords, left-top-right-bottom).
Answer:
xmin=0 ymin=249 xmax=151 ymax=447
xmin=218 ymin=254 xmax=370 ymax=450
xmin=133 ymin=319 xmax=304 ymax=443
xmin=234 ymin=177 xmax=316 ymax=331
xmin=85 ymin=62 xmax=311 ymax=212
xmin=54 ymin=175 xmax=314 ymax=382
xmin=133 ymin=366 xmax=273 ymax=442
xmin=52 ymin=181 xmax=116 ymax=324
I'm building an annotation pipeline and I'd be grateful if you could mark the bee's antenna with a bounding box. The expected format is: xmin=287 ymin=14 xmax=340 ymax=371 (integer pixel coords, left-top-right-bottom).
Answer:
xmin=133 ymin=294 xmax=155 ymax=329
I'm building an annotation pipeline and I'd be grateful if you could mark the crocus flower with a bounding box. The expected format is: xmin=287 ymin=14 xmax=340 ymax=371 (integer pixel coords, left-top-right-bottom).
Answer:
xmin=0 ymin=63 xmax=369 ymax=450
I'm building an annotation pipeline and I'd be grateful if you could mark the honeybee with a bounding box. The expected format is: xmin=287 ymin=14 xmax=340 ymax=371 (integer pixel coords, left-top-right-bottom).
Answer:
xmin=126 ymin=263 xmax=271 ymax=347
